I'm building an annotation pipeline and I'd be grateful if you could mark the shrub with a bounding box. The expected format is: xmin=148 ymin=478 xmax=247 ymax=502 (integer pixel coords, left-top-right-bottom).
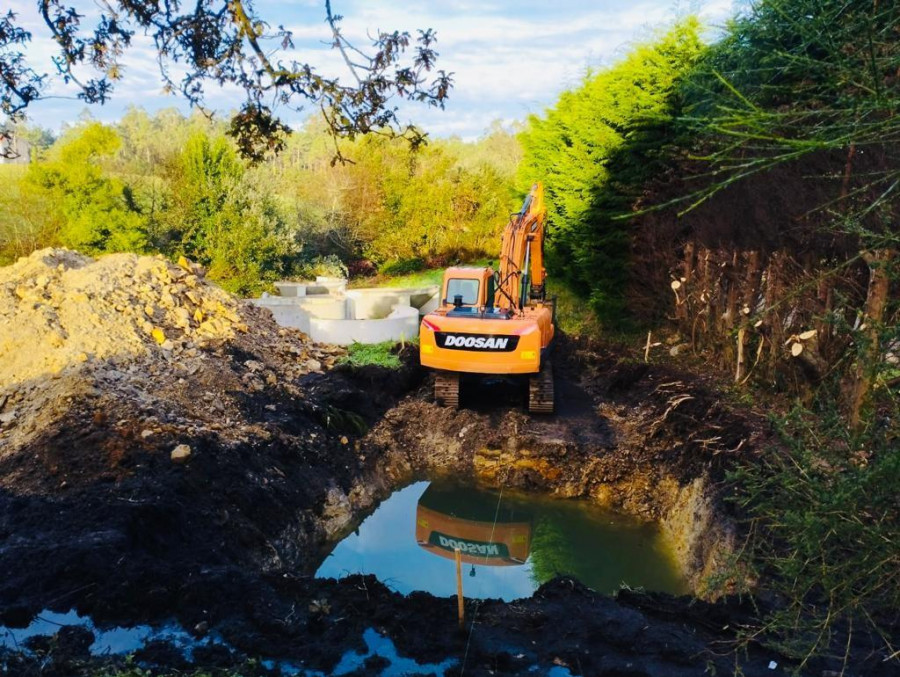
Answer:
xmin=380 ymin=258 xmax=426 ymax=276
xmin=727 ymin=395 xmax=900 ymax=667
xmin=23 ymin=122 xmax=147 ymax=253
xmin=338 ymin=341 xmax=407 ymax=369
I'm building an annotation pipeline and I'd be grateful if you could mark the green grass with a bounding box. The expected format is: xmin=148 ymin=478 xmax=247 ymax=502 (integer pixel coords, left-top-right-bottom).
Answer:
xmin=338 ymin=340 xmax=415 ymax=369
xmin=553 ymin=283 xmax=601 ymax=337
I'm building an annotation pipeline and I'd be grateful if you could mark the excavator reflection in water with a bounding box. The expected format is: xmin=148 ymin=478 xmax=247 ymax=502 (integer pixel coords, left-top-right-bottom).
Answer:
xmin=316 ymin=481 xmax=688 ymax=598
xmin=415 ymin=483 xmax=533 ymax=576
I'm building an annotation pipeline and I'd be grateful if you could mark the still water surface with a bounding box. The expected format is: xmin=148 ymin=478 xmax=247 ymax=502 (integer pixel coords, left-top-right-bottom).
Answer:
xmin=316 ymin=481 xmax=687 ymax=601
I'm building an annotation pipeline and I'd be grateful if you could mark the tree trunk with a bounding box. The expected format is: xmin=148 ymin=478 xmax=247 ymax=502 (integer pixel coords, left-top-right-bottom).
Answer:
xmin=849 ymin=249 xmax=896 ymax=431
xmin=735 ymin=326 xmax=747 ymax=382
xmin=698 ymin=247 xmax=712 ymax=346
xmin=744 ymin=250 xmax=763 ymax=314
xmin=816 ymin=271 xmax=834 ymax=348
xmin=733 ymin=251 xmax=762 ymax=383
xmin=677 ymin=241 xmax=696 ymax=329
xmin=724 ymin=250 xmax=739 ymax=331
xmin=683 ymin=241 xmax=695 ymax=285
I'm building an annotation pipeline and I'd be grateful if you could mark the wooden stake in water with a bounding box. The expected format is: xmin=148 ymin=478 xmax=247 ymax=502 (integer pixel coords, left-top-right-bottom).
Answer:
xmin=455 ymin=548 xmax=464 ymax=629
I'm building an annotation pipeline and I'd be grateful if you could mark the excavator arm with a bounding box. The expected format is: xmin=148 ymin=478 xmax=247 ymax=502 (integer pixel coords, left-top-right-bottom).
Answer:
xmin=496 ymin=183 xmax=547 ymax=311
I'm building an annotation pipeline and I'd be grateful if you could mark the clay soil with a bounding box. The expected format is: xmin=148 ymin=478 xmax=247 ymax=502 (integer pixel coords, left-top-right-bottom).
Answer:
xmin=0 ymin=252 xmax=895 ymax=676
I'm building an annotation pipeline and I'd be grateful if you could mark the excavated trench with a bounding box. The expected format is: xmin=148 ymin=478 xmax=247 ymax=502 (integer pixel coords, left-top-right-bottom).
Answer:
xmin=314 ymin=417 xmax=731 ymax=602
xmin=1 ymin=338 xmax=805 ymax=677
xmin=3 ymin=252 xmax=894 ymax=675
xmin=309 ymin=341 xmax=750 ymax=602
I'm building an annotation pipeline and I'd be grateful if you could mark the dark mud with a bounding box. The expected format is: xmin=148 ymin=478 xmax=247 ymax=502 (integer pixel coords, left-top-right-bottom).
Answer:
xmin=1 ymin=337 xmax=896 ymax=676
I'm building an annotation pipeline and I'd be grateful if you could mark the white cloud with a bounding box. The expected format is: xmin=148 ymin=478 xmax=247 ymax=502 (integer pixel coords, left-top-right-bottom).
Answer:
xmin=8 ymin=0 xmax=742 ymax=138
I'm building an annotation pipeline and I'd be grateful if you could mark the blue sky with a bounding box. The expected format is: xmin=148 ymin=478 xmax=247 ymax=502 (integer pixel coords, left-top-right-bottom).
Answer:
xmin=9 ymin=0 xmax=747 ymax=139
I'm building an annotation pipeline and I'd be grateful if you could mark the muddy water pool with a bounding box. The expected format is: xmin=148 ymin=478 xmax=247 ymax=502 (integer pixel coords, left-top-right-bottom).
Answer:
xmin=316 ymin=481 xmax=688 ymax=600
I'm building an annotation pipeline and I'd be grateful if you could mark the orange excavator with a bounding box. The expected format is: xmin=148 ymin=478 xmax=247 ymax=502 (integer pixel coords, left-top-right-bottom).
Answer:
xmin=418 ymin=182 xmax=555 ymax=413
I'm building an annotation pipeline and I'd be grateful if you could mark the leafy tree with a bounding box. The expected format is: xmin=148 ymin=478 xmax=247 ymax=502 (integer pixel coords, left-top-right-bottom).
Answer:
xmin=445 ymin=120 xmax=524 ymax=181
xmin=360 ymin=137 xmax=513 ymax=264
xmin=678 ymin=0 xmax=900 ymax=229
xmin=159 ymin=131 xmax=299 ymax=294
xmin=2 ymin=106 xmax=519 ymax=288
xmin=676 ymin=0 xmax=900 ymax=418
xmin=115 ymin=107 xmax=217 ymax=175
xmin=527 ymin=515 xmax=578 ymax=586
xmin=519 ymin=19 xmax=704 ymax=322
xmin=0 ymin=2 xmax=451 ymax=160
xmin=23 ymin=122 xmax=147 ymax=253
xmin=259 ymin=120 xmax=517 ymax=269
xmin=0 ymin=120 xmax=56 ymax=158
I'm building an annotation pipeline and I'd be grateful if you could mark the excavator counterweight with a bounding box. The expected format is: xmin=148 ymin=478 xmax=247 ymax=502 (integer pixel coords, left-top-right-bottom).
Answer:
xmin=419 ymin=183 xmax=555 ymax=413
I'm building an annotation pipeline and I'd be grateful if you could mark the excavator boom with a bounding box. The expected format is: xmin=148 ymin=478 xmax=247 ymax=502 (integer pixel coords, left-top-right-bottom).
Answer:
xmin=496 ymin=183 xmax=547 ymax=310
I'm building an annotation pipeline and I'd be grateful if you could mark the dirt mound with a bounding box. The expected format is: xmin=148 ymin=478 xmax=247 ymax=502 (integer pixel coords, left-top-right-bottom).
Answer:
xmin=0 ymin=248 xmax=342 ymax=457
xmin=0 ymin=248 xmax=248 ymax=382
xmin=0 ymin=247 xmax=365 ymax=616
xmin=0 ymin=248 xmax=421 ymax=648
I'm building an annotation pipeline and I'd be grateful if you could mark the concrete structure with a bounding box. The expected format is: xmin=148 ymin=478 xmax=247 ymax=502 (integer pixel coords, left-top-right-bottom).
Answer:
xmin=275 ymin=276 xmax=348 ymax=298
xmin=252 ymin=279 xmax=439 ymax=346
xmin=309 ymin=305 xmax=420 ymax=345
xmin=273 ymin=282 xmax=307 ymax=298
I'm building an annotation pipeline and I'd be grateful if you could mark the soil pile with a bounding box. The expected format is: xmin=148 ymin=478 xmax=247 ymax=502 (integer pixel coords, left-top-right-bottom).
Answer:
xmin=0 ymin=249 xmax=428 ymax=650
xmin=0 ymin=248 xmax=342 ymax=456
xmin=0 ymin=248 xmax=377 ymax=638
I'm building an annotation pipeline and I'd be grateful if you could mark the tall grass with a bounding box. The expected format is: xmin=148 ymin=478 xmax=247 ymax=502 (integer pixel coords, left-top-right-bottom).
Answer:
xmin=0 ymin=165 xmax=42 ymax=266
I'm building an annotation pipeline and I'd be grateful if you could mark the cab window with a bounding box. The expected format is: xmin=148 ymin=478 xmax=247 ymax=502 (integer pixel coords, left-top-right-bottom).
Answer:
xmin=446 ymin=278 xmax=480 ymax=305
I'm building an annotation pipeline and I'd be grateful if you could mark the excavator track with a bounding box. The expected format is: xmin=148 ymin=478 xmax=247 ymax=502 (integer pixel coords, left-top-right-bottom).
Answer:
xmin=435 ymin=371 xmax=460 ymax=409
xmin=528 ymin=362 xmax=554 ymax=414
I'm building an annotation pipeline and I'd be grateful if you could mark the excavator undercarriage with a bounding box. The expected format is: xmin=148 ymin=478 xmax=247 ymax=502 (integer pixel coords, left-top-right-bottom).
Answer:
xmin=434 ymin=366 xmax=555 ymax=413
xmin=528 ymin=363 xmax=555 ymax=414
xmin=434 ymin=371 xmax=460 ymax=409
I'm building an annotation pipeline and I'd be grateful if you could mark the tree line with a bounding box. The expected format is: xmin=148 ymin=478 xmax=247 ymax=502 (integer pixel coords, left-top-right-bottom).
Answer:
xmin=0 ymin=112 xmax=519 ymax=293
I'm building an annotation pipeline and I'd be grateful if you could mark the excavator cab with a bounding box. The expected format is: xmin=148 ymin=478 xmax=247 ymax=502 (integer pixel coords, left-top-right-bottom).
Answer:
xmin=442 ymin=267 xmax=492 ymax=314
xmin=419 ymin=183 xmax=556 ymax=413
xmin=443 ymin=266 xmax=514 ymax=320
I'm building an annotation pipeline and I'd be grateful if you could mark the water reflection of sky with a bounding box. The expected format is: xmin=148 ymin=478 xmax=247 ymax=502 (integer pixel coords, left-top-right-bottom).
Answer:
xmin=317 ymin=483 xmax=538 ymax=600
xmin=0 ymin=609 xmax=226 ymax=656
xmin=315 ymin=481 xmax=687 ymax=602
xmin=1 ymin=612 xmax=464 ymax=676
